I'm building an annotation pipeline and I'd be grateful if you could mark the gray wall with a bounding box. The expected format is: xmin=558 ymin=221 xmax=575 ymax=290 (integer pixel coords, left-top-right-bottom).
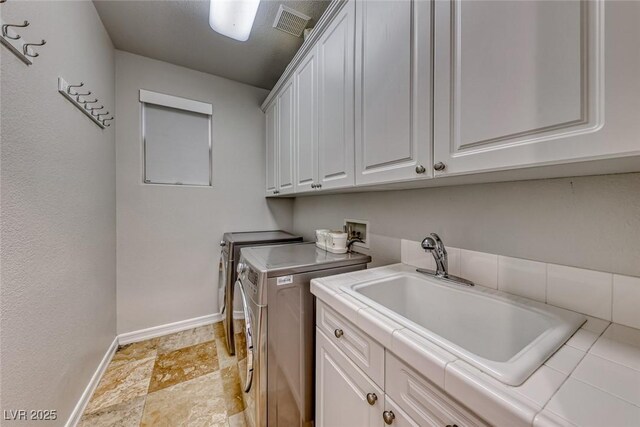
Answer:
xmin=293 ymin=173 xmax=640 ymax=276
xmin=0 ymin=1 xmax=116 ymax=424
xmin=115 ymin=51 xmax=293 ymax=334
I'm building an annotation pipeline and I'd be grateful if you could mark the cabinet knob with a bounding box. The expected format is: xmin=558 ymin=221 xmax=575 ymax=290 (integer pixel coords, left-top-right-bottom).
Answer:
xmin=415 ymin=165 xmax=426 ymax=174
xmin=446 ymin=425 xmax=459 ymax=427
xmin=334 ymin=329 xmax=344 ymax=338
xmin=366 ymin=392 xmax=378 ymax=405
xmin=383 ymin=410 xmax=395 ymax=425
xmin=311 ymin=184 xmax=316 ymax=189
xmin=434 ymin=162 xmax=446 ymax=171
xmin=317 ymin=183 xmax=322 ymax=188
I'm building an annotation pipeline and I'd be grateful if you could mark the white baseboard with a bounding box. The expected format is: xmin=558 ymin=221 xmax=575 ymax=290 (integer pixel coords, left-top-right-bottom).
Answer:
xmin=118 ymin=312 xmax=223 ymax=345
xmin=65 ymin=336 xmax=119 ymax=427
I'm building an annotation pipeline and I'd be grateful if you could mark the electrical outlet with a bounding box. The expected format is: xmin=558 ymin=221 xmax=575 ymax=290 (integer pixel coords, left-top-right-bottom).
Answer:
xmin=344 ymin=219 xmax=370 ymax=249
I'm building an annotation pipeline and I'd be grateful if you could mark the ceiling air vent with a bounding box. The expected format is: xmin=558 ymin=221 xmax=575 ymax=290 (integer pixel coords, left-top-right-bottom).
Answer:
xmin=273 ymin=5 xmax=311 ymax=38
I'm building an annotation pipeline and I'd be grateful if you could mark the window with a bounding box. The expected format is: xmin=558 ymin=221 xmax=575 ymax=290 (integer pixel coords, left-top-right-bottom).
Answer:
xmin=140 ymin=90 xmax=213 ymax=186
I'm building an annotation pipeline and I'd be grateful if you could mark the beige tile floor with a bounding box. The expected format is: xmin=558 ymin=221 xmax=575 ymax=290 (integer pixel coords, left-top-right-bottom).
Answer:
xmin=80 ymin=321 xmax=248 ymax=427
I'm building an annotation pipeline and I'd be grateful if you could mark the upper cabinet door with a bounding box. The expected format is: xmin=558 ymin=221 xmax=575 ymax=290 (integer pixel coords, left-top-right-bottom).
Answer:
xmin=277 ymin=79 xmax=295 ymax=194
xmin=317 ymin=0 xmax=355 ymax=190
xmin=294 ymin=50 xmax=318 ymax=192
xmin=433 ymin=0 xmax=604 ymax=176
xmin=355 ymin=0 xmax=432 ymax=185
xmin=265 ymin=102 xmax=278 ymax=195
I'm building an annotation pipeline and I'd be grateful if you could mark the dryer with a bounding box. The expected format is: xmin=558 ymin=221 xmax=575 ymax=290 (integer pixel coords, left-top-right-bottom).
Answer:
xmin=218 ymin=231 xmax=302 ymax=355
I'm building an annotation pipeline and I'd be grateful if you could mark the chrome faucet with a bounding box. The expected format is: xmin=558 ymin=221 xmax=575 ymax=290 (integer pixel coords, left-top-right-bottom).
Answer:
xmin=418 ymin=233 xmax=474 ymax=286
xmin=421 ymin=233 xmax=448 ymax=278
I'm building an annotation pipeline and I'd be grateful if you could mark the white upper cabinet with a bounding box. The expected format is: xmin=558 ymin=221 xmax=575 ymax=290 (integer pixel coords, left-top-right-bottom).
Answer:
xmin=355 ymin=0 xmax=432 ymax=185
xmin=265 ymin=102 xmax=277 ymax=195
xmin=317 ymin=0 xmax=355 ymax=190
xmin=294 ymin=49 xmax=318 ymax=193
xmin=277 ymin=79 xmax=295 ymax=194
xmin=433 ymin=0 xmax=610 ymax=176
xmin=264 ymin=0 xmax=640 ymax=195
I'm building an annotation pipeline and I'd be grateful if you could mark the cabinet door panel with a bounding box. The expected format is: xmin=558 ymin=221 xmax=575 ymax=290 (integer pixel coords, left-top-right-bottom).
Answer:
xmin=433 ymin=0 xmax=604 ymax=176
xmin=277 ymin=80 xmax=295 ymax=193
xmin=384 ymin=396 xmax=436 ymax=427
xmin=295 ymin=50 xmax=318 ymax=192
xmin=355 ymin=0 xmax=432 ymax=185
xmin=386 ymin=352 xmax=488 ymax=427
xmin=317 ymin=0 xmax=355 ymax=190
xmin=316 ymin=329 xmax=382 ymax=427
xmin=265 ymin=102 xmax=277 ymax=195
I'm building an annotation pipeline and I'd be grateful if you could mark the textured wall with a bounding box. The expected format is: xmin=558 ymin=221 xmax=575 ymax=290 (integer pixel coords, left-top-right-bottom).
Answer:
xmin=293 ymin=173 xmax=640 ymax=276
xmin=115 ymin=51 xmax=293 ymax=334
xmin=0 ymin=1 xmax=116 ymax=425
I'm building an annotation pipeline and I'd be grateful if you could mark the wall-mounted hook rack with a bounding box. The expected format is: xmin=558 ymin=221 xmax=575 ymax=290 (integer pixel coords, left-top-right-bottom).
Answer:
xmin=0 ymin=2 xmax=47 ymax=65
xmin=58 ymin=77 xmax=114 ymax=129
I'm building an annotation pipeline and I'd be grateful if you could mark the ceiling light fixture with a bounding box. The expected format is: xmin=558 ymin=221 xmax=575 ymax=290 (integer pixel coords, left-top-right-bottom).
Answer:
xmin=209 ymin=0 xmax=261 ymax=42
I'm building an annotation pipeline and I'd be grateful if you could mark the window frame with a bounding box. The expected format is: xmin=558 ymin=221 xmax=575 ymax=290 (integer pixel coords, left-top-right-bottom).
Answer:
xmin=139 ymin=89 xmax=213 ymax=187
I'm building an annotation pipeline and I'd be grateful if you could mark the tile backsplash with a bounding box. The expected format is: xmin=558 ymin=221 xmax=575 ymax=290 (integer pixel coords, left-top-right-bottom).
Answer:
xmin=400 ymin=239 xmax=640 ymax=330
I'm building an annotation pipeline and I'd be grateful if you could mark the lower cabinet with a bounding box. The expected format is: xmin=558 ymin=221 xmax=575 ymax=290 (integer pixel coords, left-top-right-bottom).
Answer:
xmin=316 ymin=329 xmax=383 ymax=427
xmin=385 ymin=352 xmax=487 ymax=427
xmin=383 ymin=396 xmax=426 ymax=427
xmin=316 ymin=302 xmax=487 ymax=427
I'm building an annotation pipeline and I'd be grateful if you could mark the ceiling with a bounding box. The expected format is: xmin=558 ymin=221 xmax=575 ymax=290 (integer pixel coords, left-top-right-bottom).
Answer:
xmin=93 ymin=0 xmax=330 ymax=90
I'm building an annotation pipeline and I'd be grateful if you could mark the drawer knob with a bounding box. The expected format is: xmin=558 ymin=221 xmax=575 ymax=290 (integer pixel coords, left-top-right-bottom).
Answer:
xmin=334 ymin=329 xmax=344 ymax=338
xmin=366 ymin=392 xmax=378 ymax=405
xmin=434 ymin=162 xmax=446 ymax=171
xmin=446 ymin=425 xmax=459 ymax=427
xmin=383 ymin=410 xmax=395 ymax=425
xmin=415 ymin=165 xmax=426 ymax=174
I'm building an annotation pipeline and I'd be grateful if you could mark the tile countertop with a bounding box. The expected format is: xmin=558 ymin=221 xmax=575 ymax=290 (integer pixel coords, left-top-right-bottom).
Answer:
xmin=310 ymin=263 xmax=640 ymax=427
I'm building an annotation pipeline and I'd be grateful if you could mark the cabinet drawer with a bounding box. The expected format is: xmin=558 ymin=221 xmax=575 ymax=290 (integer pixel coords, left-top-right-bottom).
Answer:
xmin=386 ymin=352 xmax=488 ymax=427
xmin=316 ymin=300 xmax=384 ymax=387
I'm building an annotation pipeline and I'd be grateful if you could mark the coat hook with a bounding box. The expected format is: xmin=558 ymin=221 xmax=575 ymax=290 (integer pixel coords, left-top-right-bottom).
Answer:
xmin=2 ymin=21 xmax=29 ymax=40
xmin=81 ymin=98 xmax=98 ymax=104
xmin=23 ymin=40 xmax=46 ymax=58
xmin=96 ymin=111 xmax=110 ymax=119
xmin=74 ymin=91 xmax=92 ymax=102
xmin=66 ymin=82 xmax=84 ymax=95
xmin=86 ymin=104 xmax=103 ymax=111
xmin=102 ymin=117 xmax=114 ymax=125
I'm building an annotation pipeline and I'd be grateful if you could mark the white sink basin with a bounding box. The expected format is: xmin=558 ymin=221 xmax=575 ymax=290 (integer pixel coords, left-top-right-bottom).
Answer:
xmin=342 ymin=272 xmax=585 ymax=386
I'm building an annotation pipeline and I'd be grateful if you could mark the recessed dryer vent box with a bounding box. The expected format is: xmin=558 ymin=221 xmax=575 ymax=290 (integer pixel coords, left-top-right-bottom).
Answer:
xmin=344 ymin=219 xmax=369 ymax=249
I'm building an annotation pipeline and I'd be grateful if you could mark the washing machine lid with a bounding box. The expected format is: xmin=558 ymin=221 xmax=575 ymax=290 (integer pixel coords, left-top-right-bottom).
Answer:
xmin=223 ymin=230 xmax=302 ymax=245
xmin=242 ymin=242 xmax=371 ymax=277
